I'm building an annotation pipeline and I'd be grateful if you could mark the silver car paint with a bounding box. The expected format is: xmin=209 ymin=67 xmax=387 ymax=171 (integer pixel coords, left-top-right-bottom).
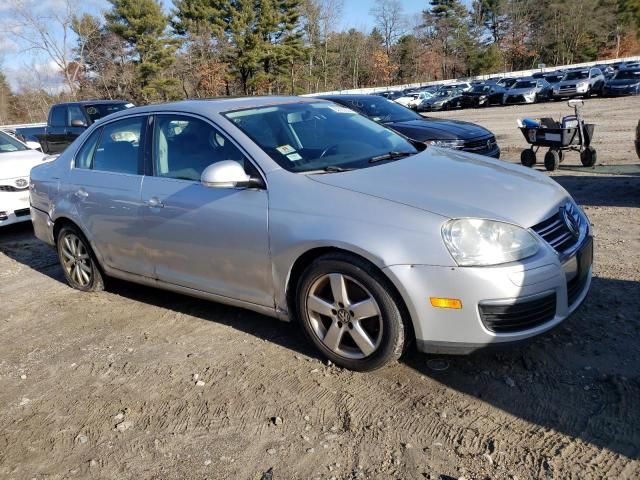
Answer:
xmin=30 ymin=97 xmax=590 ymax=352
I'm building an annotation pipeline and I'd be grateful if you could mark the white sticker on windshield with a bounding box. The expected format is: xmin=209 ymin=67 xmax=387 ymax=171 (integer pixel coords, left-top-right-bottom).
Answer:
xmin=125 ymin=103 xmax=135 ymax=108
xmin=276 ymin=144 xmax=296 ymax=155
xmin=287 ymin=153 xmax=303 ymax=161
xmin=328 ymin=105 xmax=355 ymax=114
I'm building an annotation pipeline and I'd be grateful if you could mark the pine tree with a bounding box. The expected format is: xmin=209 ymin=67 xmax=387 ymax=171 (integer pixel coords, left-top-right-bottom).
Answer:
xmin=106 ymin=0 xmax=180 ymax=102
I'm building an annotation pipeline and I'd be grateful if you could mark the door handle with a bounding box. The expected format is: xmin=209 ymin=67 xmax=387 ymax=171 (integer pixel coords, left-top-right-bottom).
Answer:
xmin=74 ymin=188 xmax=88 ymax=199
xmin=145 ymin=197 xmax=164 ymax=208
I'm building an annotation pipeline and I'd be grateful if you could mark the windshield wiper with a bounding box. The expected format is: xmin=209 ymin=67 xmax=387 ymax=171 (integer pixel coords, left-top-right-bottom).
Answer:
xmin=369 ymin=151 xmax=414 ymax=163
xmin=321 ymin=165 xmax=354 ymax=173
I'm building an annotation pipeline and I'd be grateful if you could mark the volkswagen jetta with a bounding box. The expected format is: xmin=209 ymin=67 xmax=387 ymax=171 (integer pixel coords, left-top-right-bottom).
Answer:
xmin=29 ymin=97 xmax=593 ymax=371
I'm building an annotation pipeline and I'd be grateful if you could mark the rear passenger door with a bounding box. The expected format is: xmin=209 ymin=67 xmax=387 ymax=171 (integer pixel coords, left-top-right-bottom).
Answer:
xmin=65 ymin=115 xmax=152 ymax=277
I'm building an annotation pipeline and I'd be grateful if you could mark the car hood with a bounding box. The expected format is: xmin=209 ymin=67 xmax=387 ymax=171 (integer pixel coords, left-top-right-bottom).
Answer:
xmin=507 ymin=87 xmax=537 ymax=95
xmin=308 ymin=148 xmax=568 ymax=226
xmin=0 ymin=149 xmax=48 ymax=180
xmin=557 ymin=79 xmax=587 ymax=86
xmin=387 ymin=118 xmax=492 ymax=141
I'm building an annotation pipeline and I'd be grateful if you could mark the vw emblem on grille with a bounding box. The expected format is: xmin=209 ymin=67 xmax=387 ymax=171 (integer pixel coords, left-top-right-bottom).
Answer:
xmin=561 ymin=204 xmax=580 ymax=238
xmin=487 ymin=140 xmax=492 ymax=149
xmin=15 ymin=178 xmax=28 ymax=188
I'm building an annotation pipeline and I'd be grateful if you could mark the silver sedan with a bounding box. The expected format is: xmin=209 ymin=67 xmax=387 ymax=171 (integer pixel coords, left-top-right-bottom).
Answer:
xmin=29 ymin=97 xmax=593 ymax=371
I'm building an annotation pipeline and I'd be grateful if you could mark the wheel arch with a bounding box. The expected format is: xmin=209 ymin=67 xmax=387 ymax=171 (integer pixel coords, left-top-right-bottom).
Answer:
xmin=284 ymin=246 xmax=415 ymax=346
xmin=52 ymin=216 xmax=107 ymax=274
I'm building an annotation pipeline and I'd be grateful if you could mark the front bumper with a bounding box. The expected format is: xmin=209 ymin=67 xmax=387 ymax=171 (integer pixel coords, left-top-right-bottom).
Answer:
xmin=0 ymin=190 xmax=32 ymax=227
xmin=504 ymin=94 xmax=535 ymax=104
xmin=602 ymin=86 xmax=639 ymax=96
xmin=384 ymin=236 xmax=592 ymax=354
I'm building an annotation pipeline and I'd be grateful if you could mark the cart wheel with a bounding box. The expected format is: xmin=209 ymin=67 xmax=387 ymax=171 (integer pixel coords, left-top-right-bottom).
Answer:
xmin=558 ymin=150 xmax=564 ymax=163
xmin=521 ymin=149 xmax=536 ymax=167
xmin=580 ymin=146 xmax=597 ymax=167
xmin=544 ymin=150 xmax=560 ymax=171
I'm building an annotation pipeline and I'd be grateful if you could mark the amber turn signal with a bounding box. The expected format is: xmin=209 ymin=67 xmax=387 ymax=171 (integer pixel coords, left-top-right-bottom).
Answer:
xmin=430 ymin=297 xmax=463 ymax=309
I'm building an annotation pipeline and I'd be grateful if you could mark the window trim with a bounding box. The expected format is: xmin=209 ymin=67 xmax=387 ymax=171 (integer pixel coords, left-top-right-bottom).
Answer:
xmin=146 ymin=111 xmax=267 ymax=189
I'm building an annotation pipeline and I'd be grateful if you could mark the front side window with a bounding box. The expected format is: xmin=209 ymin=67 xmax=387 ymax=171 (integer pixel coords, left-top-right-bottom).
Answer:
xmin=225 ymin=102 xmax=417 ymax=173
xmin=153 ymin=115 xmax=246 ymax=181
xmin=92 ymin=117 xmax=144 ymax=174
xmin=68 ymin=105 xmax=87 ymax=126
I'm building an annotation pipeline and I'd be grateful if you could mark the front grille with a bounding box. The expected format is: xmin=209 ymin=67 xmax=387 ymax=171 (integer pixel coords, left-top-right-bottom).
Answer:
xmin=14 ymin=208 xmax=30 ymax=217
xmin=559 ymin=85 xmax=577 ymax=94
xmin=531 ymin=207 xmax=582 ymax=255
xmin=0 ymin=185 xmax=28 ymax=192
xmin=505 ymin=95 xmax=524 ymax=104
xmin=463 ymin=136 xmax=496 ymax=154
xmin=479 ymin=292 xmax=557 ymax=333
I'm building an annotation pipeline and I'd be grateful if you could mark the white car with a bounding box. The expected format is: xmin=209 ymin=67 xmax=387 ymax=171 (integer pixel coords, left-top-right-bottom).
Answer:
xmin=394 ymin=94 xmax=419 ymax=107
xmin=0 ymin=130 xmax=48 ymax=227
xmin=407 ymin=91 xmax=434 ymax=109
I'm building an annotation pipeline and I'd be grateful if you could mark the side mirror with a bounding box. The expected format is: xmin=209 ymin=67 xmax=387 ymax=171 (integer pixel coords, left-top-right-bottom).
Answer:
xmin=201 ymin=160 xmax=262 ymax=189
xmin=71 ymin=119 xmax=87 ymax=128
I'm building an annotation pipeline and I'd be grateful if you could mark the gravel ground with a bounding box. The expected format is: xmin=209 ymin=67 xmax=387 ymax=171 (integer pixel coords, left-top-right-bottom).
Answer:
xmin=0 ymin=96 xmax=639 ymax=480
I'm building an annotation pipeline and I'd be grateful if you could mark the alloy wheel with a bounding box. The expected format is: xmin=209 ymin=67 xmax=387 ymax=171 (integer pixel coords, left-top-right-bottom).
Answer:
xmin=60 ymin=233 xmax=92 ymax=287
xmin=306 ymin=273 xmax=383 ymax=359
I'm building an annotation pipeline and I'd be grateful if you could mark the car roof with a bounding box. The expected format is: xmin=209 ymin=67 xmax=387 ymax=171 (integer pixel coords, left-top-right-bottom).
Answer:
xmin=54 ymin=100 xmax=130 ymax=107
xmin=101 ymin=96 xmax=331 ymax=121
xmin=317 ymin=94 xmax=372 ymax=101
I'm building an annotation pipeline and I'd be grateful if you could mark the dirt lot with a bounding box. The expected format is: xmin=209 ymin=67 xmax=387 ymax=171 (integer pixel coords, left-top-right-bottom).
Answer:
xmin=1 ymin=96 xmax=639 ymax=480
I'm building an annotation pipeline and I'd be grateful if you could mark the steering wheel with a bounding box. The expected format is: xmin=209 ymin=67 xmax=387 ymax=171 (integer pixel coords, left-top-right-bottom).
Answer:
xmin=319 ymin=144 xmax=340 ymax=159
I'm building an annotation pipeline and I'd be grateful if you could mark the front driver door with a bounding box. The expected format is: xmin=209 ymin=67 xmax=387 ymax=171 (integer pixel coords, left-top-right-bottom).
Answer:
xmin=139 ymin=113 xmax=273 ymax=308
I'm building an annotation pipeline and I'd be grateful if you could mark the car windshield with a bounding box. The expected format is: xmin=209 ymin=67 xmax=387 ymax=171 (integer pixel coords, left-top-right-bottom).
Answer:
xmin=83 ymin=102 xmax=133 ymax=123
xmin=333 ymin=97 xmax=422 ymax=123
xmin=545 ymin=75 xmax=563 ymax=82
xmin=471 ymin=85 xmax=490 ymax=93
xmin=224 ymin=102 xmax=417 ymax=173
xmin=513 ymin=81 xmax=536 ymax=89
xmin=435 ymin=90 xmax=455 ymax=97
xmin=614 ymin=69 xmax=640 ymax=80
xmin=0 ymin=130 xmax=28 ymax=153
xmin=564 ymin=71 xmax=589 ymax=80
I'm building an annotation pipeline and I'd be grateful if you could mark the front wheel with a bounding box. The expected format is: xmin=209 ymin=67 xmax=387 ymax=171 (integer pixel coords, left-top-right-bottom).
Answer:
xmin=296 ymin=254 xmax=406 ymax=371
xmin=581 ymin=146 xmax=597 ymax=167
xmin=521 ymin=149 xmax=536 ymax=167
xmin=57 ymin=225 xmax=104 ymax=292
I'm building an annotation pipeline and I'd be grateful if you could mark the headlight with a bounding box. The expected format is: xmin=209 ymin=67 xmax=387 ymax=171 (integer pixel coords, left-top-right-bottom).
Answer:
xmin=426 ymin=139 xmax=465 ymax=149
xmin=442 ymin=218 xmax=539 ymax=266
xmin=576 ymin=82 xmax=589 ymax=92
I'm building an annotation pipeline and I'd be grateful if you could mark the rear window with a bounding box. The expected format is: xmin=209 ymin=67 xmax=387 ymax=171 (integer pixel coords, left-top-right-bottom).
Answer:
xmin=83 ymin=103 xmax=134 ymax=123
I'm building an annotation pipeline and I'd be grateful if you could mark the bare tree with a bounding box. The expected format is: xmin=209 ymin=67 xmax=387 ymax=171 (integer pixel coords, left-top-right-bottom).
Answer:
xmin=370 ymin=0 xmax=406 ymax=56
xmin=2 ymin=0 xmax=95 ymax=98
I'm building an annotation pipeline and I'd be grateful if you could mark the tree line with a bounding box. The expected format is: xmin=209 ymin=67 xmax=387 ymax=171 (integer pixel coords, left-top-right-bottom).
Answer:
xmin=1 ymin=0 xmax=639 ymax=124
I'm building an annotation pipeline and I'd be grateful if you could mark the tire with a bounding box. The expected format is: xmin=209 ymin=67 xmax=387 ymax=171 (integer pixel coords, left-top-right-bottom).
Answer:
xmin=56 ymin=225 xmax=104 ymax=292
xmin=296 ymin=253 xmax=406 ymax=371
xmin=544 ymin=149 xmax=560 ymax=171
xmin=521 ymin=149 xmax=536 ymax=167
xmin=580 ymin=146 xmax=597 ymax=167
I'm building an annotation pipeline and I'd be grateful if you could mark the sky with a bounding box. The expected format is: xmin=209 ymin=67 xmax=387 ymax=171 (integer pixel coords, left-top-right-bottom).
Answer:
xmin=0 ymin=0 xmax=439 ymax=92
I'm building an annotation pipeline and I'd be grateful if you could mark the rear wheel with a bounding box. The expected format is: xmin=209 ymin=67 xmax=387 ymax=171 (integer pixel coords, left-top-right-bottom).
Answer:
xmin=544 ymin=149 xmax=560 ymax=171
xmin=296 ymin=253 xmax=406 ymax=371
xmin=521 ymin=149 xmax=537 ymax=167
xmin=56 ymin=225 xmax=104 ymax=292
xmin=580 ymin=146 xmax=597 ymax=167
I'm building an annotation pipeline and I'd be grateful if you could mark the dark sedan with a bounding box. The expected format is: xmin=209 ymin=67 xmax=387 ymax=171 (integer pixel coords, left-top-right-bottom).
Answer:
xmin=602 ymin=68 xmax=640 ymax=97
xmin=459 ymin=84 xmax=507 ymax=108
xmin=318 ymin=94 xmax=500 ymax=158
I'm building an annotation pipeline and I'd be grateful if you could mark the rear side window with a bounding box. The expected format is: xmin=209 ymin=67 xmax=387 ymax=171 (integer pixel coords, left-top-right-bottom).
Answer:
xmin=50 ymin=106 xmax=66 ymax=127
xmin=75 ymin=128 xmax=102 ymax=169
xmin=92 ymin=117 xmax=145 ymax=174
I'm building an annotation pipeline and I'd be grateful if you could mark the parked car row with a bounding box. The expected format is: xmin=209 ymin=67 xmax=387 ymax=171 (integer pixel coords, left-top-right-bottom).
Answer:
xmin=374 ymin=62 xmax=640 ymax=112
